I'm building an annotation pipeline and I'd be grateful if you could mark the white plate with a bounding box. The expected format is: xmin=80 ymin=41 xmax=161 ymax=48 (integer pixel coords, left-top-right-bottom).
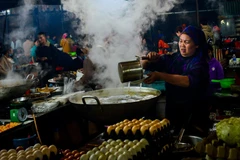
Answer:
xmin=48 ymin=79 xmax=63 ymax=84
xmin=76 ymin=71 xmax=84 ymax=81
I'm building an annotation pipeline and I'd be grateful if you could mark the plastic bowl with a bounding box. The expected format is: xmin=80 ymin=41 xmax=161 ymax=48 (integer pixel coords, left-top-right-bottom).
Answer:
xmin=69 ymin=52 xmax=76 ymax=57
xmin=212 ymin=78 xmax=235 ymax=89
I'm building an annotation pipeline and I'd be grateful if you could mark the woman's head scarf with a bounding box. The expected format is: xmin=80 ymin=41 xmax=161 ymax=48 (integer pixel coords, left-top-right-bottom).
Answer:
xmin=62 ymin=33 xmax=68 ymax=39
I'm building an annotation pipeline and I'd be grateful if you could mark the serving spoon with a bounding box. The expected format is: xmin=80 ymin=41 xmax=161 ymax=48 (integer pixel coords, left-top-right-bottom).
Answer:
xmin=175 ymin=113 xmax=193 ymax=149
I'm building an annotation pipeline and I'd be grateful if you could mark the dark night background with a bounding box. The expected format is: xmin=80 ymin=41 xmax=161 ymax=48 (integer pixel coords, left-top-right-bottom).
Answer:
xmin=0 ymin=0 xmax=237 ymax=42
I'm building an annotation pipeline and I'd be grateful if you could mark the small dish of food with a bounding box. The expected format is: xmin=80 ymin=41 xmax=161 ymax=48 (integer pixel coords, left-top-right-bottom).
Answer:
xmin=36 ymin=85 xmax=58 ymax=93
xmin=25 ymin=92 xmax=50 ymax=101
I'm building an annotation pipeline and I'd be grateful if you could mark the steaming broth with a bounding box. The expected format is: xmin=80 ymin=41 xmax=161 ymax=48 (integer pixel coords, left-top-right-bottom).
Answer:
xmin=0 ymin=80 xmax=26 ymax=87
xmin=84 ymin=94 xmax=156 ymax=104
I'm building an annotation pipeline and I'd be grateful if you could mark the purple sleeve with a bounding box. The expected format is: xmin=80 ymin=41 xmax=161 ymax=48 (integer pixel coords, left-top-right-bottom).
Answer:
xmin=216 ymin=62 xmax=224 ymax=79
xmin=187 ymin=62 xmax=209 ymax=88
xmin=146 ymin=54 xmax=167 ymax=72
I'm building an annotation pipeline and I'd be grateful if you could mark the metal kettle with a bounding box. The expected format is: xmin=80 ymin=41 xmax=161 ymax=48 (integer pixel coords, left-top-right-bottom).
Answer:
xmin=118 ymin=56 xmax=148 ymax=83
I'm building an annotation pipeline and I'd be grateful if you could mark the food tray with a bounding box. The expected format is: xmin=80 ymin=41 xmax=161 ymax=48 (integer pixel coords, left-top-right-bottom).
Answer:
xmin=103 ymin=118 xmax=172 ymax=147
xmin=78 ymin=135 xmax=173 ymax=160
xmin=0 ymin=122 xmax=22 ymax=134
xmin=77 ymin=133 xmax=199 ymax=160
xmin=25 ymin=93 xmax=50 ymax=101
xmin=31 ymin=100 xmax=60 ymax=113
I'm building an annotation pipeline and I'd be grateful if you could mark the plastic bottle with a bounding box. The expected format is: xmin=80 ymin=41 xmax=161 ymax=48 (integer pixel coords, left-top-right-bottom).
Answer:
xmin=232 ymin=54 xmax=237 ymax=65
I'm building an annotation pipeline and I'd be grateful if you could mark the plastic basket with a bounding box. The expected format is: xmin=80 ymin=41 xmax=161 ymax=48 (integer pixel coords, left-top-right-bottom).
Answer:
xmin=13 ymin=134 xmax=37 ymax=149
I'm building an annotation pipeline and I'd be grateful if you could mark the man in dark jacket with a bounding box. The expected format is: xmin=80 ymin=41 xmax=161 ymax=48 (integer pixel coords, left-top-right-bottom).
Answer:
xmin=36 ymin=32 xmax=74 ymax=86
xmin=36 ymin=32 xmax=74 ymax=71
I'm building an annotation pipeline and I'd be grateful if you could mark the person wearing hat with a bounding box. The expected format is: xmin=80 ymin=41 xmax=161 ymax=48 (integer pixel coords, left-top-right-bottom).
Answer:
xmin=60 ymin=33 xmax=73 ymax=54
xmin=142 ymin=26 xmax=210 ymax=136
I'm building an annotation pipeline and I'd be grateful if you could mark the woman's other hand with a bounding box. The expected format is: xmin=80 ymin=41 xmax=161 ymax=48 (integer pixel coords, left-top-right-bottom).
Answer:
xmin=144 ymin=71 xmax=161 ymax=84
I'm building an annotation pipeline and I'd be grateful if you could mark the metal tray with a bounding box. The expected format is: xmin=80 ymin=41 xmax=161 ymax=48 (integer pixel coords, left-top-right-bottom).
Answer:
xmin=25 ymin=93 xmax=50 ymax=101
xmin=0 ymin=121 xmax=22 ymax=134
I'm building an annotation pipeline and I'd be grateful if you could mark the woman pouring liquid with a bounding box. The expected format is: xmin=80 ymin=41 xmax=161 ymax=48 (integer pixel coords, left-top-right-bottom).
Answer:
xmin=142 ymin=26 xmax=210 ymax=136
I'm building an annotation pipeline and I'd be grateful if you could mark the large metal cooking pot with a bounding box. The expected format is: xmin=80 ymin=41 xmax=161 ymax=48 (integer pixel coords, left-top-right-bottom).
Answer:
xmin=69 ymin=87 xmax=161 ymax=124
xmin=0 ymin=74 xmax=37 ymax=101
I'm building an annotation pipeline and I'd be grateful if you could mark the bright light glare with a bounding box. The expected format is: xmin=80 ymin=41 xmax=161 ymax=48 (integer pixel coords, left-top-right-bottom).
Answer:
xmin=226 ymin=22 xmax=229 ymax=26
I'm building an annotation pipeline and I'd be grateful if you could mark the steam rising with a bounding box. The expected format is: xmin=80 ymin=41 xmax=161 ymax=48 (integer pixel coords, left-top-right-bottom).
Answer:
xmin=9 ymin=0 xmax=36 ymax=40
xmin=62 ymin=0 xmax=183 ymax=87
xmin=207 ymin=0 xmax=223 ymax=14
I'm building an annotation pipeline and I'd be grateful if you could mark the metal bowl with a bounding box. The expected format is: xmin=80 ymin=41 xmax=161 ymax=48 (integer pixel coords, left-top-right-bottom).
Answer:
xmin=173 ymin=135 xmax=202 ymax=153
xmin=11 ymin=97 xmax=29 ymax=103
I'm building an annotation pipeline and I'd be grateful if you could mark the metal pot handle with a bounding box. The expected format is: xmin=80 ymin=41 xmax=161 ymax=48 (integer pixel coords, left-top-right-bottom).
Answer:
xmin=82 ymin=96 xmax=103 ymax=112
xmin=26 ymin=74 xmax=35 ymax=80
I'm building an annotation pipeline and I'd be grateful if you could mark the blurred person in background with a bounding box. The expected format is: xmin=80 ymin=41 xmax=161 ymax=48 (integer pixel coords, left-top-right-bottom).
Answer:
xmin=47 ymin=35 xmax=58 ymax=46
xmin=52 ymin=36 xmax=57 ymax=45
xmin=14 ymin=47 xmax=29 ymax=66
xmin=172 ymin=26 xmax=184 ymax=53
xmin=175 ymin=26 xmax=183 ymax=38
xmin=141 ymin=35 xmax=155 ymax=56
xmin=72 ymin=47 xmax=85 ymax=71
xmin=200 ymin=19 xmax=213 ymax=44
xmin=207 ymin=44 xmax=224 ymax=95
xmin=75 ymin=56 xmax=95 ymax=89
xmin=11 ymin=37 xmax=22 ymax=50
xmin=158 ymin=34 xmax=169 ymax=55
xmin=30 ymin=39 xmax=39 ymax=63
xmin=47 ymin=35 xmax=53 ymax=44
xmin=23 ymin=35 xmax=34 ymax=57
xmin=0 ymin=45 xmax=14 ymax=78
xmin=60 ymin=33 xmax=73 ymax=54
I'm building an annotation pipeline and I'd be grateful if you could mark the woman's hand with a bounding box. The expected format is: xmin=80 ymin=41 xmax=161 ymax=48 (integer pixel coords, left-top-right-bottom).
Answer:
xmin=144 ymin=71 xmax=161 ymax=84
xmin=141 ymin=52 xmax=160 ymax=69
xmin=147 ymin=52 xmax=160 ymax=62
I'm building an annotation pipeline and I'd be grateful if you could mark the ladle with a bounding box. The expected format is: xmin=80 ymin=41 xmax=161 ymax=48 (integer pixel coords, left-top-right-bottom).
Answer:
xmin=175 ymin=113 xmax=192 ymax=149
xmin=135 ymin=55 xmax=150 ymax=60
